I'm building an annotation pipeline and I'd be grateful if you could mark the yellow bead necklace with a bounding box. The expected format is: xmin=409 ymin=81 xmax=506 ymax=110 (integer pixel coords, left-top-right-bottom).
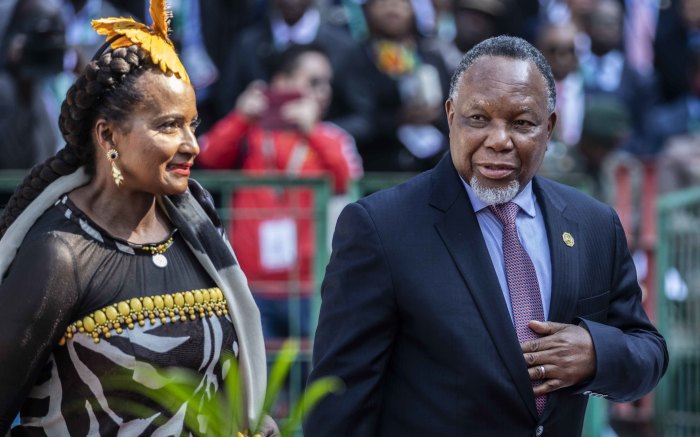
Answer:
xmin=136 ymin=236 xmax=174 ymax=268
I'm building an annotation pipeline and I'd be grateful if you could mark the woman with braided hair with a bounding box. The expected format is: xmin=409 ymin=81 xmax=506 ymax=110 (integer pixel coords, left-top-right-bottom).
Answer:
xmin=0 ymin=3 xmax=274 ymax=436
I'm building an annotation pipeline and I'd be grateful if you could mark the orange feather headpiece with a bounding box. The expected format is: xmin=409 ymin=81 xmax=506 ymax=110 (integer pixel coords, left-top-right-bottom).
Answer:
xmin=91 ymin=0 xmax=190 ymax=83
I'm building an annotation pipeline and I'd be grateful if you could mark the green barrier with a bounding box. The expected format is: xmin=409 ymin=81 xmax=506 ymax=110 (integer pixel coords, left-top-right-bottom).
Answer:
xmin=349 ymin=171 xmax=416 ymax=200
xmin=0 ymin=168 xmax=605 ymax=435
xmin=656 ymin=186 xmax=700 ymax=437
xmin=192 ymin=171 xmax=332 ymax=428
xmin=0 ymin=170 xmax=332 ymax=435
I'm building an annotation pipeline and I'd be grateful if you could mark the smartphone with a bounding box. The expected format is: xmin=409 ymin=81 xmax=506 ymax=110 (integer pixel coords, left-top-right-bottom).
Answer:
xmin=258 ymin=89 xmax=303 ymax=130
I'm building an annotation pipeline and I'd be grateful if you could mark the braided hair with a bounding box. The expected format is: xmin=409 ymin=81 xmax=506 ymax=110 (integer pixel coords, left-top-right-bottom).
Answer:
xmin=0 ymin=45 xmax=157 ymax=237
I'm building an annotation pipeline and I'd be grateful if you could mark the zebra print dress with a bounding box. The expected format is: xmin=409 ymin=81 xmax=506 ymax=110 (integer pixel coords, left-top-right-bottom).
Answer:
xmin=5 ymin=196 xmax=240 ymax=436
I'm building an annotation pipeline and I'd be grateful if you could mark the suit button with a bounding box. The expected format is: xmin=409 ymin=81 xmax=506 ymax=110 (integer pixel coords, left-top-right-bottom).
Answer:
xmin=536 ymin=425 xmax=544 ymax=436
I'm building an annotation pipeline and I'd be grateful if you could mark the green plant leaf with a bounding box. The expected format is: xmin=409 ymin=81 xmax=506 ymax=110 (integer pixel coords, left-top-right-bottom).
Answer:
xmin=263 ymin=340 xmax=299 ymax=412
xmin=280 ymin=376 xmax=344 ymax=436
xmin=94 ymin=342 xmax=342 ymax=437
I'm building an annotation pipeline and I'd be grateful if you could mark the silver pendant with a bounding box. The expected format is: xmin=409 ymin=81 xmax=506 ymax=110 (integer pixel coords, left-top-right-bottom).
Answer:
xmin=152 ymin=253 xmax=168 ymax=268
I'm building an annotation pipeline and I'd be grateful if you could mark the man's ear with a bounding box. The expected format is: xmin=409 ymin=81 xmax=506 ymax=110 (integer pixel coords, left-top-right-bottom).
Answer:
xmin=547 ymin=111 xmax=557 ymax=140
xmin=93 ymin=119 xmax=116 ymax=153
xmin=445 ymin=98 xmax=455 ymax=128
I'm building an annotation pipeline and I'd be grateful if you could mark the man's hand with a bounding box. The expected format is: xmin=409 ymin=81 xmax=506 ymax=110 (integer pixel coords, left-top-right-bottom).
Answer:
xmin=521 ymin=320 xmax=596 ymax=396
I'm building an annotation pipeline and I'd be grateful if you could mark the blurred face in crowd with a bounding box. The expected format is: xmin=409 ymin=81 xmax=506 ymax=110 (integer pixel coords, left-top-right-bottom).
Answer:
xmin=275 ymin=0 xmax=314 ymax=25
xmin=99 ymin=71 xmax=200 ymax=196
xmin=682 ymin=0 xmax=700 ymax=29
xmin=587 ymin=0 xmax=622 ymax=55
xmin=364 ymin=0 xmax=415 ymax=39
xmin=537 ymin=24 xmax=578 ymax=81
xmin=453 ymin=8 xmax=498 ymax=53
xmin=567 ymin=0 xmax=599 ymax=20
xmin=5 ymin=0 xmax=65 ymax=79
xmin=274 ymin=51 xmax=333 ymax=115
xmin=446 ymin=56 xmax=555 ymax=204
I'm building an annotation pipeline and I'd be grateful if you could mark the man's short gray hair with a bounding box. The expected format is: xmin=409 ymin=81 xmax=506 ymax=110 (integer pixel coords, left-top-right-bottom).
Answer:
xmin=448 ymin=35 xmax=556 ymax=113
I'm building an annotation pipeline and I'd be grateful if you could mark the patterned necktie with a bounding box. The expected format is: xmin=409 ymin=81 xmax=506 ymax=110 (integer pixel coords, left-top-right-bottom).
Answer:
xmin=489 ymin=202 xmax=547 ymax=415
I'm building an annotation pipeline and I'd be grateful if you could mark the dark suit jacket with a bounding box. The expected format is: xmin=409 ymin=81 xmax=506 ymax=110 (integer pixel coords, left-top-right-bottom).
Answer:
xmin=305 ymin=154 xmax=668 ymax=436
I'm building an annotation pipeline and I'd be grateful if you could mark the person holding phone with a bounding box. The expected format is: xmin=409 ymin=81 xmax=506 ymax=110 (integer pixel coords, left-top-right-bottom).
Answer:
xmin=197 ymin=43 xmax=363 ymax=342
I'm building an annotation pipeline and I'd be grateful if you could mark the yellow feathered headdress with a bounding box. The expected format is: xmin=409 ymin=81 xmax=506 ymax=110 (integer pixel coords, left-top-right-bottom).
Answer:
xmin=91 ymin=0 xmax=190 ymax=83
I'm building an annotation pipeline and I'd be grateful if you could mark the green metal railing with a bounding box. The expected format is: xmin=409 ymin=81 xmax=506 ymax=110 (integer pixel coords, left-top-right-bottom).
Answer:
xmin=0 ymin=168 xmax=628 ymax=435
xmin=190 ymin=171 xmax=332 ymax=422
xmin=656 ymin=187 xmax=700 ymax=436
xmin=0 ymin=170 xmax=333 ymax=433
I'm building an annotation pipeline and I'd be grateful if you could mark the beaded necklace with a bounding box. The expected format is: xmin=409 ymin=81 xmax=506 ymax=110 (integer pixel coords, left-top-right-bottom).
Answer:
xmin=135 ymin=236 xmax=175 ymax=268
xmin=56 ymin=195 xmax=177 ymax=269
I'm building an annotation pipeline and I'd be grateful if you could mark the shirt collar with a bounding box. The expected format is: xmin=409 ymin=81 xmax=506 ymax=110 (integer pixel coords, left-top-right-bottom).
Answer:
xmin=271 ymin=8 xmax=320 ymax=47
xmin=462 ymin=178 xmax=537 ymax=218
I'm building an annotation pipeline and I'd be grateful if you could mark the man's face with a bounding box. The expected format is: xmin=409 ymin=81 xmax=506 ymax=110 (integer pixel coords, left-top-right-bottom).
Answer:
xmin=538 ymin=25 xmax=577 ymax=81
xmin=446 ymin=56 xmax=555 ymax=201
xmin=588 ymin=0 xmax=622 ymax=55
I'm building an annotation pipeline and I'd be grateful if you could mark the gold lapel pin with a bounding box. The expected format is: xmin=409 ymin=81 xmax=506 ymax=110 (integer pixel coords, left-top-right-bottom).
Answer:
xmin=562 ymin=232 xmax=575 ymax=247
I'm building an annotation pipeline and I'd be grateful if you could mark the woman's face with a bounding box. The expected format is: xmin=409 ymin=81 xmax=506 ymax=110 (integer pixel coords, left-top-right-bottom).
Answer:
xmin=108 ymin=70 xmax=200 ymax=196
xmin=365 ymin=0 xmax=414 ymax=39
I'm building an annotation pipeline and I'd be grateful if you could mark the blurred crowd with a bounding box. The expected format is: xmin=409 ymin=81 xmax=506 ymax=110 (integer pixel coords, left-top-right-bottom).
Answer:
xmin=2 ymin=0 xmax=700 ymax=196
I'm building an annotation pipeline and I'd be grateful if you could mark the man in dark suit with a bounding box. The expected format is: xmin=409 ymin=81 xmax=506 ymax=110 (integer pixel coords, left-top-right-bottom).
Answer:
xmin=304 ymin=36 xmax=668 ymax=436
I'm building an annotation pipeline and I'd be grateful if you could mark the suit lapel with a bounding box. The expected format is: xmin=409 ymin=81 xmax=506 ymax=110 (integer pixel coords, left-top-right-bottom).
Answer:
xmin=430 ymin=155 xmax=539 ymax=419
xmin=532 ymin=177 xmax=581 ymax=419
xmin=532 ymin=177 xmax=580 ymax=324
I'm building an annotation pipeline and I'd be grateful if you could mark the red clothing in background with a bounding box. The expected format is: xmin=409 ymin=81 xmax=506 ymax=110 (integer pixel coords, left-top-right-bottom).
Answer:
xmin=197 ymin=111 xmax=362 ymax=296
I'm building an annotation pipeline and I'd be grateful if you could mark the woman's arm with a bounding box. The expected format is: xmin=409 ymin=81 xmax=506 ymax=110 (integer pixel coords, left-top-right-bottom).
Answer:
xmin=0 ymin=233 xmax=81 ymax=433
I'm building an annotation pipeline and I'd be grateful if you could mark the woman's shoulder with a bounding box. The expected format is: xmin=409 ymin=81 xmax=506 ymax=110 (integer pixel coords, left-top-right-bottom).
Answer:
xmin=18 ymin=206 xmax=82 ymax=266
xmin=22 ymin=200 xmax=82 ymax=246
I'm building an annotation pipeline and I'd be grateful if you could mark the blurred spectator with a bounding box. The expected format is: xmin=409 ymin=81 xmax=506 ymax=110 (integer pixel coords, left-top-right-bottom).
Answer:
xmin=647 ymin=44 xmax=700 ymax=152
xmin=541 ymin=0 xmax=601 ymax=30
xmin=657 ymin=134 xmax=700 ymax=193
xmin=540 ymin=0 xmax=603 ymax=54
xmin=354 ymin=0 xmax=451 ymax=172
xmin=451 ymin=0 xmax=508 ymax=67
xmin=214 ymin=0 xmax=373 ymax=143
xmin=537 ymin=21 xmax=585 ymax=147
xmin=624 ymin=0 xmax=659 ymax=78
xmin=655 ymin=44 xmax=700 ymax=192
xmin=62 ymin=0 xmax=127 ymax=75
xmin=657 ymin=135 xmax=700 ymax=193
xmin=0 ymin=0 xmax=16 ymax=41
xmin=654 ymin=0 xmax=699 ymax=102
xmin=197 ymin=44 xmax=362 ymax=339
xmin=0 ymin=0 xmax=66 ymax=169
xmin=580 ymin=0 xmax=655 ymax=154
xmin=426 ymin=0 xmax=536 ymax=72
xmin=578 ymin=95 xmax=632 ymax=185
xmin=199 ymin=0 xmax=264 ymax=75
xmin=565 ymin=0 xmax=601 ymax=32
xmin=453 ymin=0 xmax=525 ymax=52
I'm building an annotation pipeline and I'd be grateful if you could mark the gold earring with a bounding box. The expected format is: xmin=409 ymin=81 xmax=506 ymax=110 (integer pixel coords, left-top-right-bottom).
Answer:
xmin=106 ymin=149 xmax=124 ymax=186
